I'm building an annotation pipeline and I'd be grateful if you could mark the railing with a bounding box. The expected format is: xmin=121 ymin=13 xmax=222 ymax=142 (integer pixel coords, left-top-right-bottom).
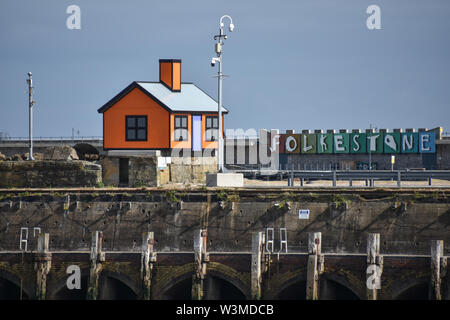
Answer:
xmin=0 ymin=136 xmax=102 ymax=141
xmin=0 ymin=136 xmax=103 ymax=144
xmin=236 ymin=169 xmax=450 ymax=187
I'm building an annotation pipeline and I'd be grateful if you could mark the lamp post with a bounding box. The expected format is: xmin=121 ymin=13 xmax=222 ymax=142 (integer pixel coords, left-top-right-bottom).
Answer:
xmin=212 ymin=15 xmax=234 ymax=172
xmin=26 ymin=72 xmax=35 ymax=161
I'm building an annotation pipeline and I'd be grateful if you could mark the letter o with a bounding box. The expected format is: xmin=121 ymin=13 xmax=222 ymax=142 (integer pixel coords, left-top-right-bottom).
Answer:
xmin=285 ymin=136 xmax=297 ymax=152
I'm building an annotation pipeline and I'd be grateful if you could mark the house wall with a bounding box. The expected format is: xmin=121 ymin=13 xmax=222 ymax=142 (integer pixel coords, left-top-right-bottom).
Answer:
xmin=170 ymin=113 xmax=192 ymax=149
xmin=103 ymin=88 xmax=170 ymax=149
xmin=202 ymin=113 xmax=222 ymax=149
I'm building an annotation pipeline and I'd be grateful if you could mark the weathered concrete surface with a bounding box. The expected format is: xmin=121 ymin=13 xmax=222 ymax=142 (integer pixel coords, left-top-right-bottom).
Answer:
xmin=170 ymin=157 xmax=217 ymax=185
xmin=0 ymin=161 xmax=101 ymax=188
xmin=0 ymin=187 xmax=448 ymax=254
xmin=206 ymin=173 xmax=244 ymax=187
xmin=0 ymin=187 xmax=448 ymax=300
xmin=100 ymin=157 xmax=120 ymax=186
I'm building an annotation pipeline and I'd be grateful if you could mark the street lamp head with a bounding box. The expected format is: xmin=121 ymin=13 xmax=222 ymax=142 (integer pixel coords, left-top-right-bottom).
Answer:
xmin=27 ymin=72 xmax=32 ymax=77
xmin=229 ymin=23 xmax=234 ymax=32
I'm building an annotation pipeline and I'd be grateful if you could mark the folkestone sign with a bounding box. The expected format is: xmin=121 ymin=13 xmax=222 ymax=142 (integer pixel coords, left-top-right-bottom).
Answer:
xmin=278 ymin=131 xmax=435 ymax=155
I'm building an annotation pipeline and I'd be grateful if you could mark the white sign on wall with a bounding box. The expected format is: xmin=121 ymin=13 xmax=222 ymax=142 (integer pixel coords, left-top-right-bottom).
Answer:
xmin=298 ymin=209 xmax=310 ymax=220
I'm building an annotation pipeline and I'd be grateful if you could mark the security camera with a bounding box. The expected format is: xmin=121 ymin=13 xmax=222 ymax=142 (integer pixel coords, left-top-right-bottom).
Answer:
xmin=211 ymin=57 xmax=220 ymax=67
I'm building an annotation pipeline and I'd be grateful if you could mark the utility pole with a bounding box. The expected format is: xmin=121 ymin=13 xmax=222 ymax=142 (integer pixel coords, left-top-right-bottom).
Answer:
xmin=212 ymin=15 xmax=234 ymax=172
xmin=26 ymin=72 xmax=35 ymax=160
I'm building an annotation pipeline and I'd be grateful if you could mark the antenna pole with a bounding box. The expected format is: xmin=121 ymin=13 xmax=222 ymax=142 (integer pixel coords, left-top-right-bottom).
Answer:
xmin=27 ymin=72 xmax=35 ymax=161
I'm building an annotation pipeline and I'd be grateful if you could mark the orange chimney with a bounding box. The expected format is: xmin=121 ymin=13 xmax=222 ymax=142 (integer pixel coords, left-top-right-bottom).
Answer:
xmin=159 ymin=59 xmax=181 ymax=91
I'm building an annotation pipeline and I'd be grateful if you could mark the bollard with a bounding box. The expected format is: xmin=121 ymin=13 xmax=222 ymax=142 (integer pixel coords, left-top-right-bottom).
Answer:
xmin=332 ymin=171 xmax=336 ymax=187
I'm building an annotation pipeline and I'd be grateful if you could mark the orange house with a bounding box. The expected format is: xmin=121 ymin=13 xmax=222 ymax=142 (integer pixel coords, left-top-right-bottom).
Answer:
xmin=98 ymin=59 xmax=227 ymax=151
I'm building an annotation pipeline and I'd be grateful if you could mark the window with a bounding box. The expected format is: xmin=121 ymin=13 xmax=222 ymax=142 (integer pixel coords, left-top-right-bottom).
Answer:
xmin=126 ymin=116 xmax=147 ymax=141
xmin=174 ymin=115 xmax=188 ymax=141
xmin=205 ymin=116 xmax=218 ymax=141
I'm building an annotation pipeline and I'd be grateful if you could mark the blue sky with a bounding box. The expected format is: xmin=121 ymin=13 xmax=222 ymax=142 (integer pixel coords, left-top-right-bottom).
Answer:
xmin=1 ymin=0 xmax=449 ymax=137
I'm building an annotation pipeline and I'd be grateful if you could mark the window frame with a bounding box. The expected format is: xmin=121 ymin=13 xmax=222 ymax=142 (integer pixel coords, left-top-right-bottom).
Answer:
xmin=125 ymin=115 xmax=148 ymax=142
xmin=174 ymin=115 xmax=189 ymax=141
xmin=205 ymin=116 xmax=219 ymax=142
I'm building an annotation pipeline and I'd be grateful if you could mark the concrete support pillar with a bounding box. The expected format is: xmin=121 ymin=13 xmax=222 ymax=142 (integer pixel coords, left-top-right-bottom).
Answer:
xmin=306 ymin=232 xmax=324 ymax=300
xmin=430 ymin=240 xmax=447 ymax=300
xmin=141 ymin=232 xmax=156 ymax=300
xmin=34 ymin=233 xmax=51 ymax=300
xmin=366 ymin=233 xmax=383 ymax=300
xmin=87 ymin=231 xmax=105 ymax=300
xmin=251 ymin=231 xmax=264 ymax=300
xmin=192 ymin=229 xmax=208 ymax=300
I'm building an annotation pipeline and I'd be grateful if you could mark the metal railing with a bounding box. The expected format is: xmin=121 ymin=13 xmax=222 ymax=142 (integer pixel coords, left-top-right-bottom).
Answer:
xmin=237 ymin=169 xmax=450 ymax=187
xmin=0 ymin=136 xmax=102 ymax=141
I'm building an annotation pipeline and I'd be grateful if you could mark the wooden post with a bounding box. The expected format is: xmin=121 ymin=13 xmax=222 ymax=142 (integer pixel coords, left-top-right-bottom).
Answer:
xmin=34 ymin=233 xmax=51 ymax=300
xmin=141 ymin=232 xmax=156 ymax=300
xmin=366 ymin=233 xmax=383 ymax=300
xmin=306 ymin=232 xmax=323 ymax=300
xmin=87 ymin=231 xmax=105 ymax=300
xmin=251 ymin=232 xmax=264 ymax=300
xmin=430 ymin=240 xmax=445 ymax=300
xmin=192 ymin=229 xmax=208 ymax=300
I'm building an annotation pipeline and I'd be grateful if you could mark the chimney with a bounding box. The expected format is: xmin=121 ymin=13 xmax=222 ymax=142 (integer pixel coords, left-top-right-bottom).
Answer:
xmin=159 ymin=59 xmax=181 ymax=92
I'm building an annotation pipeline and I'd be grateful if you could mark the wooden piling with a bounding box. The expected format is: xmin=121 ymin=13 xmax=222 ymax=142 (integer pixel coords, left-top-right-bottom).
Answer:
xmin=192 ymin=229 xmax=208 ymax=300
xmin=430 ymin=240 xmax=445 ymax=300
xmin=251 ymin=232 xmax=264 ymax=300
xmin=306 ymin=232 xmax=323 ymax=300
xmin=141 ymin=232 xmax=156 ymax=300
xmin=34 ymin=233 xmax=51 ymax=300
xmin=366 ymin=233 xmax=383 ymax=300
xmin=87 ymin=231 xmax=104 ymax=300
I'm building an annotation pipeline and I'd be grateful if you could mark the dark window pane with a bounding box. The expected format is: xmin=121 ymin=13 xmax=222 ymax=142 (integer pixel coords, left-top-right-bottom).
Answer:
xmin=137 ymin=118 xmax=146 ymax=128
xmin=175 ymin=117 xmax=180 ymax=128
xmin=206 ymin=117 xmax=211 ymax=128
xmin=127 ymin=118 xmax=136 ymax=128
xmin=213 ymin=117 xmax=218 ymax=128
xmin=137 ymin=129 xmax=146 ymax=140
xmin=127 ymin=129 xmax=136 ymax=140
xmin=181 ymin=117 xmax=187 ymax=128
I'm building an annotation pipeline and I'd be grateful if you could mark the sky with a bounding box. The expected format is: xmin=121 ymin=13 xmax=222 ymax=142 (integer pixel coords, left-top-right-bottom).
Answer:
xmin=0 ymin=0 xmax=449 ymax=138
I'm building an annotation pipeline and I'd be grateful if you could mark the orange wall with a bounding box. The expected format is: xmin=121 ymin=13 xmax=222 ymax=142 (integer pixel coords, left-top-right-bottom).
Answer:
xmin=160 ymin=61 xmax=181 ymax=91
xmin=103 ymin=87 xmax=170 ymax=149
xmin=202 ymin=114 xmax=223 ymax=149
xmin=160 ymin=62 xmax=172 ymax=89
xmin=172 ymin=62 xmax=181 ymax=91
xmin=170 ymin=113 xmax=192 ymax=149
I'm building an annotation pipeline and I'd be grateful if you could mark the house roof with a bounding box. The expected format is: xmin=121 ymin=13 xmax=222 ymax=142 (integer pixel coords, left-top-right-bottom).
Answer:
xmin=98 ymin=81 xmax=228 ymax=114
